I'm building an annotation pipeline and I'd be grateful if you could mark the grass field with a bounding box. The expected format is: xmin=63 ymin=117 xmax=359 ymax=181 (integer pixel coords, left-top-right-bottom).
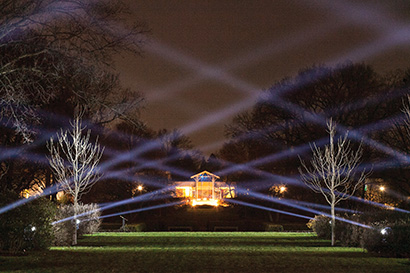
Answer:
xmin=1 ymin=232 xmax=409 ymax=273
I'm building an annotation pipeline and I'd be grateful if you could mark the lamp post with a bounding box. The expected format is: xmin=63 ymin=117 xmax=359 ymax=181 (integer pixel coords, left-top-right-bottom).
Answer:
xmin=133 ymin=184 xmax=144 ymax=197
xmin=279 ymin=186 xmax=287 ymax=195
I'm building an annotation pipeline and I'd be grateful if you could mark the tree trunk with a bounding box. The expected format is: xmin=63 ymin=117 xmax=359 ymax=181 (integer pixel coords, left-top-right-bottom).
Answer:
xmin=73 ymin=201 xmax=78 ymax=245
xmin=331 ymin=201 xmax=336 ymax=246
xmin=45 ymin=169 xmax=57 ymax=201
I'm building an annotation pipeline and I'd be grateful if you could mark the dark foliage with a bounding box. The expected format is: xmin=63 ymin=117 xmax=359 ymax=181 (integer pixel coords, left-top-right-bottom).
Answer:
xmin=0 ymin=191 xmax=55 ymax=253
xmin=307 ymin=215 xmax=332 ymax=239
xmin=309 ymin=210 xmax=410 ymax=257
xmin=220 ymin=62 xmax=410 ymax=202
xmin=53 ymin=203 xmax=101 ymax=246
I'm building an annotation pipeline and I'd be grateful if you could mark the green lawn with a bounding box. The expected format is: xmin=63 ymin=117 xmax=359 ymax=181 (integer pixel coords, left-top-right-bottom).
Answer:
xmin=1 ymin=232 xmax=409 ymax=273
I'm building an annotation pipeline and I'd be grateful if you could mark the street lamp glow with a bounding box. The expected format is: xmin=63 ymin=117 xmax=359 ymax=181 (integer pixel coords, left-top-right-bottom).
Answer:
xmin=379 ymin=186 xmax=385 ymax=192
xmin=280 ymin=186 xmax=287 ymax=193
xmin=138 ymin=185 xmax=143 ymax=192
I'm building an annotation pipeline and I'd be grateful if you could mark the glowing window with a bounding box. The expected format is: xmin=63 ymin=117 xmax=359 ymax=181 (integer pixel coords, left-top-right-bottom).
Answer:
xmin=176 ymin=187 xmax=192 ymax=198
xmin=197 ymin=182 xmax=213 ymax=199
xmin=198 ymin=173 xmax=212 ymax=181
xmin=220 ymin=187 xmax=235 ymax=198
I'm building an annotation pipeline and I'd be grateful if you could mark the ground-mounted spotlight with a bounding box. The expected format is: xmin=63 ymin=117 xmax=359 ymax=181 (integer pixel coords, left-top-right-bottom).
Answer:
xmin=73 ymin=218 xmax=81 ymax=230
xmin=380 ymin=227 xmax=391 ymax=235
xmin=24 ymin=225 xmax=36 ymax=234
xmin=24 ymin=225 xmax=37 ymax=242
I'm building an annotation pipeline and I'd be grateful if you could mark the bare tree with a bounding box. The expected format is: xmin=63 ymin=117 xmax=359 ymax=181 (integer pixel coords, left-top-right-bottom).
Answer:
xmin=0 ymin=162 xmax=8 ymax=180
xmin=403 ymin=95 xmax=410 ymax=130
xmin=221 ymin=63 xmax=387 ymax=180
xmin=299 ymin=119 xmax=367 ymax=246
xmin=48 ymin=114 xmax=104 ymax=245
xmin=0 ymin=0 xmax=147 ymax=141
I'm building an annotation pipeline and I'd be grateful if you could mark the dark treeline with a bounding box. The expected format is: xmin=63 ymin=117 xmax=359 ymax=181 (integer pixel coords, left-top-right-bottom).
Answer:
xmin=1 ymin=1 xmax=410 ymax=212
xmin=0 ymin=0 xmax=204 ymax=205
xmin=217 ymin=62 xmax=410 ymax=209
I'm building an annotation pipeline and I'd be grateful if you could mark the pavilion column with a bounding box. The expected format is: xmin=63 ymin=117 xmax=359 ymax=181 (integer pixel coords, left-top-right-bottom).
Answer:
xmin=195 ymin=178 xmax=198 ymax=199
xmin=212 ymin=178 xmax=215 ymax=199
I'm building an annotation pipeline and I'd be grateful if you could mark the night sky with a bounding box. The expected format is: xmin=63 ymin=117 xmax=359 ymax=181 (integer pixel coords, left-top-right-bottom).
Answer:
xmin=114 ymin=0 xmax=410 ymax=155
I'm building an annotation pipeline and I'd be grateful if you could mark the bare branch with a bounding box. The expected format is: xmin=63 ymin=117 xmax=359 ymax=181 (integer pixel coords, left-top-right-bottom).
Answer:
xmin=403 ymin=95 xmax=410 ymax=130
xmin=47 ymin=113 xmax=104 ymax=205
xmin=0 ymin=0 xmax=148 ymax=141
xmin=298 ymin=119 xmax=368 ymax=246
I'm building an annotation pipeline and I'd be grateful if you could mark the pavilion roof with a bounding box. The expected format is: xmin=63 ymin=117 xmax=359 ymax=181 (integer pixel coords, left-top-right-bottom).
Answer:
xmin=190 ymin=170 xmax=220 ymax=180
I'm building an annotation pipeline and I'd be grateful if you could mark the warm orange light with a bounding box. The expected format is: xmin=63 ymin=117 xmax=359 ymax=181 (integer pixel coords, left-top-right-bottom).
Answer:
xmin=385 ymin=204 xmax=395 ymax=210
xmin=56 ymin=191 xmax=65 ymax=201
xmin=137 ymin=185 xmax=143 ymax=192
xmin=220 ymin=187 xmax=235 ymax=198
xmin=21 ymin=189 xmax=30 ymax=199
xmin=379 ymin=186 xmax=385 ymax=192
xmin=280 ymin=186 xmax=287 ymax=193
xmin=191 ymin=199 xmax=219 ymax=207
xmin=176 ymin=186 xmax=192 ymax=198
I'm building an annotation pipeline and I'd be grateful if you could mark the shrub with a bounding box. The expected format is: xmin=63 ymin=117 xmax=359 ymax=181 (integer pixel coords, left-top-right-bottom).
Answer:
xmin=53 ymin=203 xmax=101 ymax=246
xmin=307 ymin=215 xmax=331 ymax=239
xmin=0 ymin=191 xmax=56 ymax=253
xmin=334 ymin=210 xmax=410 ymax=256
xmin=338 ymin=214 xmax=365 ymax=247
xmin=126 ymin=223 xmax=147 ymax=232
xmin=362 ymin=222 xmax=410 ymax=258
xmin=53 ymin=205 xmax=75 ymax=246
xmin=282 ymin=223 xmax=310 ymax=231
xmin=309 ymin=211 xmax=410 ymax=253
xmin=264 ymin=223 xmax=284 ymax=232
xmin=77 ymin=204 xmax=101 ymax=236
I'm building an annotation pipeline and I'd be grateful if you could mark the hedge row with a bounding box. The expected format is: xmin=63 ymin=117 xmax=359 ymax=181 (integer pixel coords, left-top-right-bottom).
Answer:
xmin=0 ymin=191 xmax=101 ymax=252
xmin=308 ymin=212 xmax=410 ymax=258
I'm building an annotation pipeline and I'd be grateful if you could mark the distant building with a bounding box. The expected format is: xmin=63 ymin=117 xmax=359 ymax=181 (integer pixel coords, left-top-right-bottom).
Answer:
xmin=173 ymin=170 xmax=236 ymax=206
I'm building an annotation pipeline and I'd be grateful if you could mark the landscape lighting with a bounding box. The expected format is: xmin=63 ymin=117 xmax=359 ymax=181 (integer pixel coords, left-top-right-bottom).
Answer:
xmin=191 ymin=199 xmax=219 ymax=207
xmin=280 ymin=186 xmax=287 ymax=193
xmin=380 ymin=227 xmax=391 ymax=235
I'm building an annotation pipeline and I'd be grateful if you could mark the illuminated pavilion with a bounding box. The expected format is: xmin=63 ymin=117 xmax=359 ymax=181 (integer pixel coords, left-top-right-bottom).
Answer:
xmin=173 ymin=171 xmax=235 ymax=207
